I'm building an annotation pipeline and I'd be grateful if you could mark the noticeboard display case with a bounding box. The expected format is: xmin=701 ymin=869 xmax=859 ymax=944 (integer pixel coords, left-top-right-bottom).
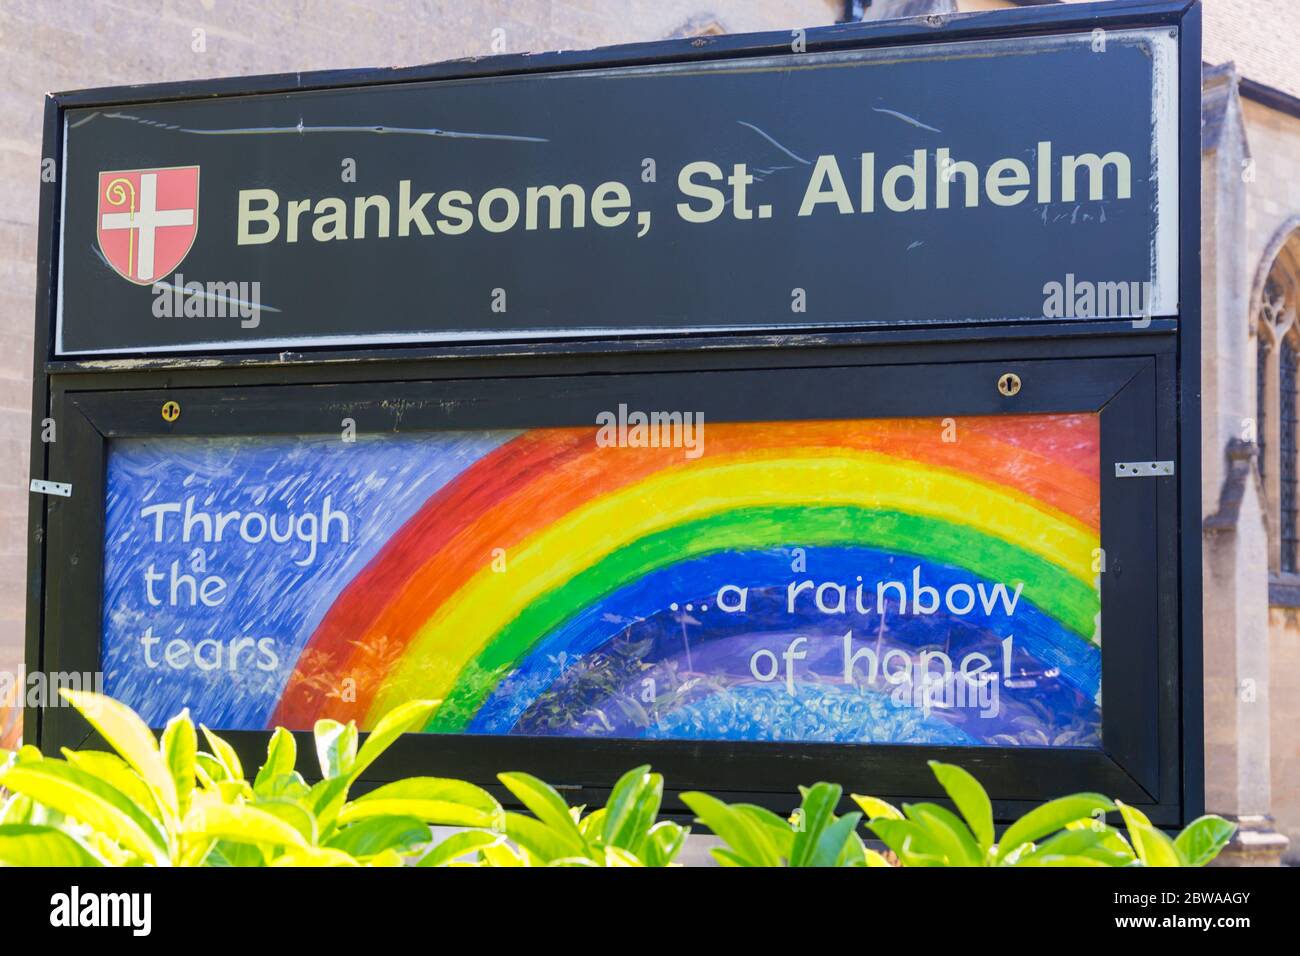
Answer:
xmin=27 ymin=0 xmax=1203 ymax=825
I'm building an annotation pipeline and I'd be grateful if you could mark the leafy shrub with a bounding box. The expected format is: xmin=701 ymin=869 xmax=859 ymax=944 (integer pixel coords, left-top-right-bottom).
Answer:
xmin=0 ymin=690 xmax=686 ymax=867
xmin=0 ymin=690 xmax=500 ymax=866
xmin=851 ymin=759 xmax=1234 ymax=867
xmin=682 ymin=781 xmax=889 ymax=867
xmin=0 ymin=693 xmax=1234 ymax=867
xmin=468 ymin=765 xmax=688 ymax=866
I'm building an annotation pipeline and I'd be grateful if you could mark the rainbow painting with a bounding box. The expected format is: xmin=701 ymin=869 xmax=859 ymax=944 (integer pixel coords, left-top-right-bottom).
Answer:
xmin=101 ymin=414 xmax=1101 ymax=747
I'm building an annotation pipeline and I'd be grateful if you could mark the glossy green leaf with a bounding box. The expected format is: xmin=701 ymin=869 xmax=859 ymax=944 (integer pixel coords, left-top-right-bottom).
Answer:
xmin=325 ymin=815 xmax=430 ymax=858
xmin=505 ymin=810 xmax=592 ymax=864
xmin=185 ymin=799 xmax=308 ymax=848
xmin=681 ymin=791 xmax=781 ymax=867
xmin=270 ymin=845 xmax=359 ymax=867
xmin=1017 ymin=854 xmax=1113 ymax=867
xmin=339 ymin=777 xmax=504 ymax=829
xmin=732 ymin=803 xmax=796 ymax=860
xmin=203 ymin=839 xmax=264 ymax=867
xmin=256 ymin=771 xmax=311 ymax=802
xmin=417 ymin=829 xmax=503 ymax=867
xmin=350 ymin=699 xmax=437 ymax=781
xmin=711 ymin=847 xmax=750 ymax=866
xmin=195 ymin=752 xmax=227 ymax=786
xmin=1117 ymin=802 xmax=1185 ymax=867
xmin=479 ymin=840 xmax=527 ymax=867
xmin=928 ymin=761 xmax=994 ymax=851
xmin=790 ymin=782 xmax=841 ymax=867
xmin=161 ymin=710 xmax=197 ymax=817
xmin=1012 ymin=827 xmax=1133 ymax=867
xmin=1174 ymin=815 xmax=1236 ymax=867
xmin=0 ymin=760 xmax=169 ymax=865
xmin=254 ymin=727 xmax=296 ymax=793
xmin=641 ymin=820 xmax=689 ymax=867
xmin=807 ymin=811 xmax=863 ymax=868
xmin=0 ymin=823 xmax=105 ymax=867
xmin=996 ymin=793 xmax=1114 ymax=862
xmin=254 ymin=797 xmax=318 ymax=845
xmin=602 ymin=764 xmax=663 ymax=852
xmin=904 ymin=802 xmax=982 ymax=866
xmin=61 ymin=749 xmax=161 ymax=822
xmin=851 ymin=794 xmax=904 ymax=821
xmin=867 ymin=818 xmax=947 ymax=867
xmin=497 ymin=771 xmax=587 ymax=850
xmin=61 ymin=689 xmax=178 ymax=822
xmin=199 ymin=725 xmax=244 ymax=783
xmin=313 ymin=719 xmax=357 ymax=780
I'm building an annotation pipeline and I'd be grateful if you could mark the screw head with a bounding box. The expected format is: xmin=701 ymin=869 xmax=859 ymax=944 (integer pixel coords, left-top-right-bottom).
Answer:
xmin=161 ymin=400 xmax=181 ymax=423
xmin=998 ymin=372 xmax=1022 ymax=397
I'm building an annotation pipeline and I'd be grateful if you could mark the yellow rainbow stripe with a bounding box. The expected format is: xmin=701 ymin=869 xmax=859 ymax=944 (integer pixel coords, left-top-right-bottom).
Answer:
xmin=366 ymin=448 xmax=1096 ymax=722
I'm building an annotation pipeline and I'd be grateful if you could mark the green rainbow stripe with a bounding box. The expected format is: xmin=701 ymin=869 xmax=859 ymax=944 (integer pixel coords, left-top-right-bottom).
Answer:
xmin=427 ymin=504 xmax=1099 ymax=731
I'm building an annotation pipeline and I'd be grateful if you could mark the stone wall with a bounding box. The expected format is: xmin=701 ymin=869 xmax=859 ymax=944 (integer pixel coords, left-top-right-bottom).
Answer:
xmin=0 ymin=0 xmax=839 ymax=726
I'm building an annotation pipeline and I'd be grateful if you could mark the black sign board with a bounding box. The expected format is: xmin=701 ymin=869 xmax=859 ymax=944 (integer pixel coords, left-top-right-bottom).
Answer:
xmin=57 ymin=23 xmax=1177 ymax=355
xmin=28 ymin=0 xmax=1204 ymax=827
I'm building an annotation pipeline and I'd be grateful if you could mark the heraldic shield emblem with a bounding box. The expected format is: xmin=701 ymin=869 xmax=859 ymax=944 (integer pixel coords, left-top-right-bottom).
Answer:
xmin=97 ymin=166 xmax=200 ymax=285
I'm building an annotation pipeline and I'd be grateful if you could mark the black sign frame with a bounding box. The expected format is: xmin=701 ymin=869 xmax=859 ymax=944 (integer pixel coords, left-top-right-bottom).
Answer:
xmin=26 ymin=0 xmax=1204 ymax=825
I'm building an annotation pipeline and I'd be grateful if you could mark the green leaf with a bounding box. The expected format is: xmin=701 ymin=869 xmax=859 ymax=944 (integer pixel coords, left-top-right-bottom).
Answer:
xmin=0 ymin=823 xmax=105 ymax=867
xmin=254 ymin=797 xmax=318 ymax=845
xmin=203 ymin=839 xmax=264 ymax=867
xmin=928 ymin=761 xmax=994 ymax=851
xmin=418 ymin=829 xmax=503 ymax=867
xmin=1117 ymin=802 xmax=1185 ymax=867
xmin=1012 ymin=827 xmax=1133 ymax=867
xmin=867 ymin=818 xmax=947 ymax=867
xmin=790 ymin=782 xmax=841 ymax=867
xmin=479 ymin=840 xmax=527 ymax=867
xmin=497 ymin=772 xmax=587 ymax=850
xmin=339 ymin=777 xmax=504 ymax=829
xmin=711 ymin=848 xmax=751 ymax=867
xmin=313 ymin=719 xmax=358 ymax=780
xmin=1174 ymin=815 xmax=1236 ymax=867
xmin=350 ymin=700 xmax=437 ymax=780
xmin=1017 ymin=854 xmax=1113 ymax=867
xmin=851 ymin=794 xmax=904 ymax=821
xmin=640 ymin=821 xmax=689 ymax=867
xmin=807 ymin=811 xmax=863 ymax=868
xmin=199 ymin=725 xmax=244 ymax=783
xmin=732 ymin=803 xmax=796 ymax=860
xmin=61 ymin=689 xmax=178 ymax=822
xmin=996 ymin=793 xmax=1114 ymax=862
xmin=0 ymin=760 xmax=169 ymax=865
xmin=270 ymin=845 xmax=360 ymax=867
xmin=325 ymin=814 xmax=430 ymax=858
xmin=904 ymin=802 xmax=982 ymax=866
xmin=681 ymin=791 xmax=781 ymax=867
xmin=161 ymin=710 xmax=197 ymax=817
xmin=61 ymin=749 xmax=161 ymax=822
xmin=602 ymin=765 xmax=664 ymax=853
xmin=185 ymin=799 xmax=308 ymax=848
xmin=504 ymin=811 xmax=594 ymax=864
xmin=254 ymin=727 xmax=296 ymax=794
xmin=256 ymin=771 xmax=311 ymax=802
xmin=195 ymin=752 xmax=227 ymax=785
xmin=578 ymin=806 xmax=607 ymax=840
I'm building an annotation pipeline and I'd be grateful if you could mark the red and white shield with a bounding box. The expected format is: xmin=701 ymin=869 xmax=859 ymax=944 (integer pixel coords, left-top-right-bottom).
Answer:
xmin=97 ymin=166 xmax=200 ymax=285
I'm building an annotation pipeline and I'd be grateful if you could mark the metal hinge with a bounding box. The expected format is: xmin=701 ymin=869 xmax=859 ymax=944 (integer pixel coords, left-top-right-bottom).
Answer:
xmin=30 ymin=478 xmax=72 ymax=497
xmin=1114 ymin=461 xmax=1175 ymax=478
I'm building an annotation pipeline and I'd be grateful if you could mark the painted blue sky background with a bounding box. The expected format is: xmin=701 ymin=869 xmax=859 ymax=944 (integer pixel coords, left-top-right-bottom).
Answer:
xmin=102 ymin=431 xmax=514 ymax=727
